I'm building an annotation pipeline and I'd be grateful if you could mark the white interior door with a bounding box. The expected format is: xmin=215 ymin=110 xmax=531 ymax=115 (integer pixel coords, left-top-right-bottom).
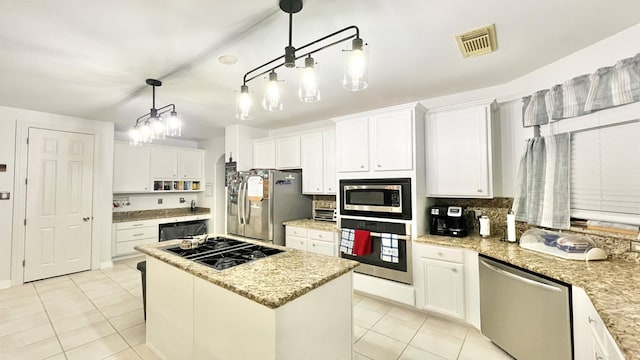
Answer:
xmin=24 ymin=128 xmax=94 ymax=282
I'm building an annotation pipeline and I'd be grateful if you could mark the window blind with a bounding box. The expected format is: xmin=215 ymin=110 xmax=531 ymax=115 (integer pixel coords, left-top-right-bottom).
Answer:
xmin=570 ymin=121 xmax=640 ymax=225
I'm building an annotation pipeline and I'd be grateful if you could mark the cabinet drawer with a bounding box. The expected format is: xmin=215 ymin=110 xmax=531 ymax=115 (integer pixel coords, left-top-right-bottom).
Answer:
xmin=117 ymin=227 xmax=158 ymax=242
xmin=307 ymin=229 xmax=334 ymax=243
xmin=116 ymin=219 xmax=158 ymax=230
xmin=286 ymin=226 xmax=308 ymax=238
xmin=421 ymin=246 xmax=464 ymax=263
xmin=116 ymin=237 xmax=157 ymax=256
xmin=286 ymin=236 xmax=307 ymax=251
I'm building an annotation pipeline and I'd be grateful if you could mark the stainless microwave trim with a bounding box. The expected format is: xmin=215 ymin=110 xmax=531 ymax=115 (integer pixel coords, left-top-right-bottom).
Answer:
xmin=343 ymin=184 xmax=403 ymax=213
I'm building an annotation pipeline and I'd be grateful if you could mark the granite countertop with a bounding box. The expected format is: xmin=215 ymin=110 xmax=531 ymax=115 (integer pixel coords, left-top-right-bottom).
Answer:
xmin=113 ymin=207 xmax=211 ymax=223
xmin=135 ymin=235 xmax=359 ymax=309
xmin=283 ymin=218 xmax=338 ymax=232
xmin=415 ymin=234 xmax=640 ymax=359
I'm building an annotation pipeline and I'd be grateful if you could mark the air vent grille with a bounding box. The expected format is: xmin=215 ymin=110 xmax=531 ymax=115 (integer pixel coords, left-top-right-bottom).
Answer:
xmin=456 ymin=24 xmax=497 ymax=58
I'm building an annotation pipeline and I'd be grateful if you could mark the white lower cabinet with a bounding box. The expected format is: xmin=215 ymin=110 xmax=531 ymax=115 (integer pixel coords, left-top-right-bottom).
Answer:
xmin=573 ymin=286 xmax=625 ymax=360
xmin=112 ymin=219 xmax=158 ymax=257
xmin=414 ymin=244 xmax=466 ymax=320
xmin=285 ymin=226 xmax=337 ymax=256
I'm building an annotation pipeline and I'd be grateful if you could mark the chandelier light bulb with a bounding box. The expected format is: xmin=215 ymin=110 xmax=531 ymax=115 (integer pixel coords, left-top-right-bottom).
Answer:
xmin=152 ymin=117 xmax=166 ymax=140
xmin=299 ymin=56 xmax=320 ymax=103
xmin=141 ymin=122 xmax=153 ymax=143
xmin=167 ymin=111 xmax=182 ymax=136
xmin=263 ymin=71 xmax=283 ymax=112
xmin=129 ymin=127 xmax=142 ymax=146
xmin=343 ymin=38 xmax=369 ymax=91
xmin=236 ymin=85 xmax=254 ymax=120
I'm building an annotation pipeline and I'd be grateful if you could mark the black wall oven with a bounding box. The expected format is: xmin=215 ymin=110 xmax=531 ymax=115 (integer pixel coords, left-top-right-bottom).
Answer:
xmin=339 ymin=178 xmax=411 ymax=220
xmin=340 ymin=218 xmax=412 ymax=285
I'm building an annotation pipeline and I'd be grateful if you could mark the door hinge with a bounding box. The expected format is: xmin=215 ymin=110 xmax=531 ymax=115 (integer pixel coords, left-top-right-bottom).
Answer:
xmin=26 ymin=137 xmax=29 ymax=145
xmin=25 ymin=178 xmax=28 ymax=185
xmin=24 ymin=219 xmax=27 ymax=226
xmin=22 ymin=260 xmax=25 ymax=267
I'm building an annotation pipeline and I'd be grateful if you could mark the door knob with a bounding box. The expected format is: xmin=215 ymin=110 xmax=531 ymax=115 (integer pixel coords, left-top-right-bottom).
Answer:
xmin=82 ymin=217 xmax=91 ymax=222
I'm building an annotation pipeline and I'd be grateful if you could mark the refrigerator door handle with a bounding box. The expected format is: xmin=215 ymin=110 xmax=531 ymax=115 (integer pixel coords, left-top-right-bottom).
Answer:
xmin=243 ymin=181 xmax=251 ymax=225
xmin=238 ymin=180 xmax=245 ymax=225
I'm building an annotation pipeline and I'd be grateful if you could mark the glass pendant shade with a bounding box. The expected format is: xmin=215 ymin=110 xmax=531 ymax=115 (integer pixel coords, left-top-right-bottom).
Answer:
xmin=129 ymin=127 xmax=142 ymax=146
xmin=299 ymin=56 xmax=320 ymax=102
xmin=262 ymin=71 xmax=283 ymax=112
xmin=141 ymin=122 xmax=153 ymax=143
xmin=343 ymin=38 xmax=369 ymax=91
xmin=167 ymin=111 xmax=182 ymax=136
xmin=151 ymin=117 xmax=166 ymax=140
xmin=236 ymin=85 xmax=254 ymax=120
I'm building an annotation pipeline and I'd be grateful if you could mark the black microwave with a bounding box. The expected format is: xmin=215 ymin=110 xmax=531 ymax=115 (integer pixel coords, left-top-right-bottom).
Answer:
xmin=339 ymin=178 xmax=411 ymax=220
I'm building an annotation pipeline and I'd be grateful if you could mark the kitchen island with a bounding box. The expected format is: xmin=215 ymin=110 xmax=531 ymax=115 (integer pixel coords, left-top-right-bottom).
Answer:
xmin=136 ymin=237 xmax=359 ymax=360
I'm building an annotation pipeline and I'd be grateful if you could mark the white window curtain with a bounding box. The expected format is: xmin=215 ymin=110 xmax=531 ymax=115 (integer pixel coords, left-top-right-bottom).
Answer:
xmin=512 ymin=133 xmax=571 ymax=229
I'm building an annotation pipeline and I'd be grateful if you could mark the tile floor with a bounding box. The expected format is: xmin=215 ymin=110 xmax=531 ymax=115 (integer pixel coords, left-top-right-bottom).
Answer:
xmin=0 ymin=256 xmax=512 ymax=360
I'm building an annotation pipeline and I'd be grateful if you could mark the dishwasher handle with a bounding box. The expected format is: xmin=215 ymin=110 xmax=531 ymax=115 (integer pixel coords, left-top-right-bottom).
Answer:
xmin=479 ymin=259 xmax=562 ymax=293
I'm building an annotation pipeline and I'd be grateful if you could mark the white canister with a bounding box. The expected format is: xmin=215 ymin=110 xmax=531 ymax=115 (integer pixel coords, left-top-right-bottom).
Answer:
xmin=479 ymin=216 xmax=491 ymax=237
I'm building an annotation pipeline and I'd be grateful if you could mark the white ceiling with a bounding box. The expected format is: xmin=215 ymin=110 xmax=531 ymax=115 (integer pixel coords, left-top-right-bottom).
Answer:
xmin=1 ymin=0 xmax=640 ymax=140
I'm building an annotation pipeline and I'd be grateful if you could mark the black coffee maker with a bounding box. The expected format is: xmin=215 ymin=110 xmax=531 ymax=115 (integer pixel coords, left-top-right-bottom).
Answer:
xmin=429 ymin=206 xmax=467 ymax=237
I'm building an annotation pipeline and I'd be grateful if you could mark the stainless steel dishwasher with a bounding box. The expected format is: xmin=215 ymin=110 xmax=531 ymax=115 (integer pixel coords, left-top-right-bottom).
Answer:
xmin=479 ymin=255 xmax=572 ymax=360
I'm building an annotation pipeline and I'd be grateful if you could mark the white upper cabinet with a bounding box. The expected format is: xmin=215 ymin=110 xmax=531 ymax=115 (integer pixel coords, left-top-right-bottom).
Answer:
xmin=301 ymin=133 xmax=324 ymax=194
xmin=336 ymin=116 xmax=369 ymax=172
xmin=323 ymin=130 xmax=337 ymax=193
xmin=252 ymin=139 xmax=276 ymax=169
xmin=426 ymin=99 xmax=495 ymax=198
xmin=113 ymin=142 xmax=150 ymax=193
xmin=301 ymin=130 xmax=336 ymax=195
xmin=275 ymin=136 xmax=301 ymax=169
xmin=179 ymin=149 xmax=204 ymax=179
xmin=371 ymin=109 xmax=413 ymax=171
xmin=150 ymin=146 xmax=179 ymax=179
xmin=335 ymin=103 xmax=422 ymax=175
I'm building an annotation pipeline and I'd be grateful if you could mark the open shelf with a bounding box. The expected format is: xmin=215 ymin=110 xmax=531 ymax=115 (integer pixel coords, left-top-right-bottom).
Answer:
xmin=153 ymin=180 xmax=202 ymax=192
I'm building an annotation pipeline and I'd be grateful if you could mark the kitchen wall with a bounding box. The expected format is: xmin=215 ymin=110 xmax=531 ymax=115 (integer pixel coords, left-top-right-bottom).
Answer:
xmin=0 ymin=105 xmax=114 ymax=287
xmin=197 ymin=136 xmax=226 ymax=234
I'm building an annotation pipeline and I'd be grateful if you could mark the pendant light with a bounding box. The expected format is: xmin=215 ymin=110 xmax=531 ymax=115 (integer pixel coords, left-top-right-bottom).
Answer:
xmin=299 ymin=55 xmax=320 ymax=102
xmin=235 ymin=0 xmax=368 ymax=120
xmin=130 ymin=79 xmax=182 ymax=146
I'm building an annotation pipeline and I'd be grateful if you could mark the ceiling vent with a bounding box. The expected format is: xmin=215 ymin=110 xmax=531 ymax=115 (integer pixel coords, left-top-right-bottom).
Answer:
xmin=456 ymin=24 xmax=497 ymax=58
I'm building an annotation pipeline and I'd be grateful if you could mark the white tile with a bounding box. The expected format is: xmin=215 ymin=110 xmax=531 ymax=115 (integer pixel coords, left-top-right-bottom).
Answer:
xmin=371 ymin=314 xmax=422 ymax=343
xmin=353 ymin=352 xmax=373 ymax=360
xmin=0 ymin=293 xmax=42 ymax=310
xmin=458 ymin=341 xmax=514 ymax=360
xmin=44 ymin=353 xmax=67 ymax=360
xmin=46 ymin=299 xmax=97 ymax=322
xmin=0 ymin=300 xmax=44 ymax=323
xmin=353 ymin=292 xmax=366 ymax=305
xmin=358 ymin=297 xmax=393 ymax=314
xmin=65 ymin=333 xmax=129 ymax=360
xmin=42 ymin=292 xmax=91 ymax=311
xmin=354 ymin=306 xmax=385 ymax=329
xmin=119 ymin=278 xmax=142 ymax=292
xmin=0 ymin=284 xmax=36 ymax=299
xmin=0 ymin=336 xmax=62 ymax=360
xmin=387 ymin=306 xmax=428 ymax=324
xmin=109 ymin=308 xmax=145 ymax=332
xmin=0 ymin=311 xmax=50 ymax=338
xmin=83 ymin=284 xmax=127 ymax=300
xmin=422 ymin=316 xmax=468 ymax=339
xmin=58 ymin=319 xmax=116 ymax=350
xmin=92 ymin=291 xmax=138 ymax=308
xmin=0 ymin=323 xmax=55 ymax=353
xmin=105 ymin=348 xmax=143 ymax=360
xmin=409 ymin=327 xmax=464 ymax=359
xmin=132 ymin=343 xmax=162 ymax=360
xmin=120 ymin=323 xmax=146 ymax=346
xmin=354 ymin=325 xmax=367 ymax=342
xmin=464 ymin=327 xmax=494 ymax=347
xmin=99 ymin=298 xmax=143 ymax=319
xmin=398 ymin=345 xmax=447 ymax=360
xmin=51 ymin=308 xmax=105 ymax=335
xmin=354 ymin=330 xmax=407 ymax=360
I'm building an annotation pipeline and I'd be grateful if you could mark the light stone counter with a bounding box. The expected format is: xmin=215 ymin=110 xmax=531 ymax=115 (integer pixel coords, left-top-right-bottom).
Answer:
xmin=415 ymin=234 xmax=640 ymax=359
xmin=283 ymin=218 xmax=339 ymax=232
xmin=135 ymin=235 xmax=358 ymax=309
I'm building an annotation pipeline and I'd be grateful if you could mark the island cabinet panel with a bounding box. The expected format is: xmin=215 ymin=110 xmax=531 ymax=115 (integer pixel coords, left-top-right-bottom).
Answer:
xmin=146 ymin=257 xmax=194 ymax=360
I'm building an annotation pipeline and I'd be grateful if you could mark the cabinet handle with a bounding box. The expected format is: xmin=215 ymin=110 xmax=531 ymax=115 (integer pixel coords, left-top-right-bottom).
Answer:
xmin=438 ymin=252 xmax=443 ymax=257
xmin=377 ymin=164 xmax=381 ymax=168
xmin=133 ymin=233 xmax=144 ymax=237
xmin=477 ymin=189 xmax=483 ymax=193
xmin=595 ymin=355 xmax=603 ymax=360
xmin=452 ymin=268 xmax=458 ymax=273
xmin=327 ymin=188 xmax=332 ymax=191
xmin=318 ymin=234 xmax=323 ymax=238
xmin=588 ymin=316 xmax=597 ymax=324
xmin=316 ymin=188 xmax=320 ymax=191
xmin=312 ymin=244 xmax=316 ymax=247
xmin=360 ymin=165 xmax=364 ymax=168
xmin=132 ymin=224 xmax=144 ymax=227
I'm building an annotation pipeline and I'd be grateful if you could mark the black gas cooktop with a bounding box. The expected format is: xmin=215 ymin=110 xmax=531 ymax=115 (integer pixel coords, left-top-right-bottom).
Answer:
xmin=163 ymin=236 xmax=283 ymax=270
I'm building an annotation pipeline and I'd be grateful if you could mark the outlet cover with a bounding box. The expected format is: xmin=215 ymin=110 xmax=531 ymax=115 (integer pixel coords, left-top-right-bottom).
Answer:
xmin=0 ymin=192 xmax=10 ymax=200
xmin=157 ymin=199 xmax=163 ymax=204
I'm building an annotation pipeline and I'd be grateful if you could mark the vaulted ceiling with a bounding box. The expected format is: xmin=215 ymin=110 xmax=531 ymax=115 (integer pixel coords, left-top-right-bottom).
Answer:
xmin=2 ymin=0 xmax=640 ymax=140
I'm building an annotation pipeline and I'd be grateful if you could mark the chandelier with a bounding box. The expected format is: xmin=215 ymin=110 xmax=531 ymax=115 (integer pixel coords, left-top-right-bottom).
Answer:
xmin=235 ymin=0 xmax=369 ymax=120
xmin=129 ymin=79 xmax=182 ymax=146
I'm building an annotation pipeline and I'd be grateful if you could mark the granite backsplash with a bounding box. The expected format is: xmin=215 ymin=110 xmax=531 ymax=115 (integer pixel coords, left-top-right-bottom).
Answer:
xmin=433 ymin=197 xmax=638 ymax=262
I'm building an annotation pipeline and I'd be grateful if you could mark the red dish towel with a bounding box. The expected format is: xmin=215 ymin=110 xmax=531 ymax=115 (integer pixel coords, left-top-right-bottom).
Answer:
xmin=353 ymin=230 xmax=372 ymax=256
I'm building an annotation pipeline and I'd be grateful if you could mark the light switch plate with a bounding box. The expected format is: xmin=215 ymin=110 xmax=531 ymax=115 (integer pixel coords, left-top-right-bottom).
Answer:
xmin=0 ymin=192 xmax=10 ymax=200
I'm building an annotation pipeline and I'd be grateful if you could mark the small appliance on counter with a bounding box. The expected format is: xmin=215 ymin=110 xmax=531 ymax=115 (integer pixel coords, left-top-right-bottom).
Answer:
xmin=312 ymin=200 xmax=337 ymax=222
xmin=519 ymin=228 xmax=607 ymax=261
xmin=429 ymin=205 xmax=468 ymax=237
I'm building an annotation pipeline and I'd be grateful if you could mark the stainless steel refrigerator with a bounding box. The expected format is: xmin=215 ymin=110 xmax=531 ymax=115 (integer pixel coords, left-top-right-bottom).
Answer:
xmin=227 ymin=169 xmax=311 ymax=245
